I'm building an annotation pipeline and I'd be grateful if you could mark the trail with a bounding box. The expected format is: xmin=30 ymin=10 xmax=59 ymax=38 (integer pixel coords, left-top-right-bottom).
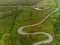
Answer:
xmin=17 ymin=7 xmax=59 ymax=45
xmin=32 ymin=6 xmax=50 ymax=10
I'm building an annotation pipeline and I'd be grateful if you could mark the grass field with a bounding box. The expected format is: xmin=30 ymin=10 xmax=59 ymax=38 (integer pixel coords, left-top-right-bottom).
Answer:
xmin=0 ymin=0 xmax=41 ymax=6
xmin=10 ymin=6 xmax=56 ymax=45
xmin=0 ymin=0 xmax=60 ymax=45
xmin=52 ymin=0 xmax=60 ymax=45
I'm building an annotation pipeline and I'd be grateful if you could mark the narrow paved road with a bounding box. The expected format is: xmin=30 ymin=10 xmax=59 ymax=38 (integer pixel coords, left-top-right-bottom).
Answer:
xmin=17 ymin=8 xmax=59 ymax=45
xmin=32 ymin=6 xmax=50 ymax=10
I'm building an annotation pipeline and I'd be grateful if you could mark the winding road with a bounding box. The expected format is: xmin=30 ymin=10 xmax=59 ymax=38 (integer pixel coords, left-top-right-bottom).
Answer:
xmin=32 ymin=6 xmax=50 ymax=10
xmin=17 ymin=7 xmax=59 ymax=45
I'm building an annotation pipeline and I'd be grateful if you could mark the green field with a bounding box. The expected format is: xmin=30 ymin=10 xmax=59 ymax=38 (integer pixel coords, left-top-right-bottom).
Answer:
xmin=0 ymin=0 xmax=40 ymax=6
xmin=0 ymin=0 xmax=60 ymax=45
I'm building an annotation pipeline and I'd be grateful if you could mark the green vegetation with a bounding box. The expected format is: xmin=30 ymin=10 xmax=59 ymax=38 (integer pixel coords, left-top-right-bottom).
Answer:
xmin=56 ymin=0 xmax=60 ymax=8
xmin=0 ymin=0 xmax=40 ymax=6
xmin=50 ymin=0 xmax=60 ymax=45
xmin=0 ymin=6 xmax=56 ymax=45
xmin=52 ymin=11 xmax=60 ymax=18
xmin=0 ymin=0 xmax=60 ymax=45
xmin=36 ymin=0 xmax=56 ymax=8
xmin=10 ymin=6 xmax=56 ymax=45
xmin=53 ymin=16 xmax=60 ymax=45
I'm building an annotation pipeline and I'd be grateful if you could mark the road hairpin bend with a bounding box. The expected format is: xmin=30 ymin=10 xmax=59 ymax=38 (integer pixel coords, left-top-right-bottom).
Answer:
xmin=17 ymin=7 xmax=59 ymax=45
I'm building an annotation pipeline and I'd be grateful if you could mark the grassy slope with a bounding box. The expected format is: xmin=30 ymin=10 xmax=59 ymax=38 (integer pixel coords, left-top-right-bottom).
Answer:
xmin=0 ymin=7 xmax=23 ymax=45
xmin=52 ymin=0 xmax=60 ymax=45
xmin=0 ymin=0 xmax=59 ymax=45
xmin=0 ymin=15 xmax=13 ymax=45
xmin=0 ymin=0 xmax=40 ymax=6
xmin=11 ymin=6 xmax=56 ymax=45
xmin=51 ymin=0 xmax=60 ymax=18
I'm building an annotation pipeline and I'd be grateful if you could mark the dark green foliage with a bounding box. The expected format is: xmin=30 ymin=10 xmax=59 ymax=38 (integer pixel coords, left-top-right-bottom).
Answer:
xmin=54 ymin=16 xmax=60 ymax=45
